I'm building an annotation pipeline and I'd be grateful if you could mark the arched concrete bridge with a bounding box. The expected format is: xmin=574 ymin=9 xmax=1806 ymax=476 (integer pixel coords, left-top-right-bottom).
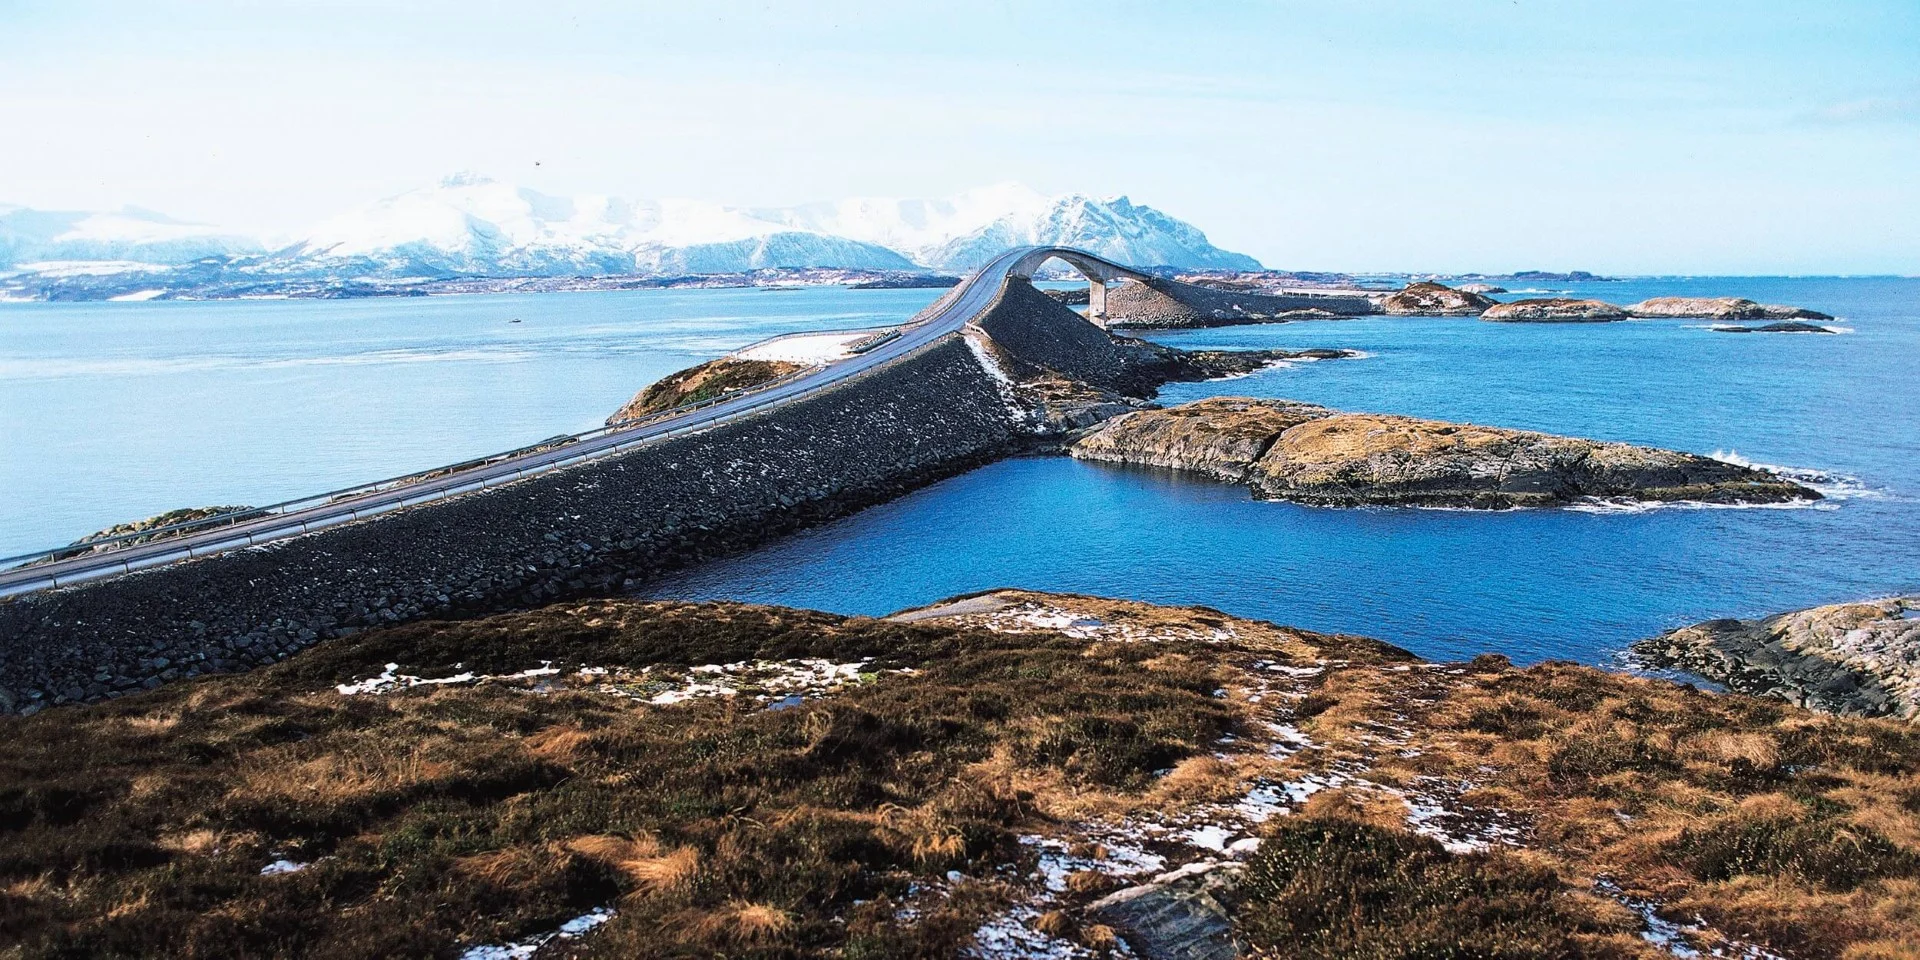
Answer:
xmin=0 ymin=246 xmax=1154 ymax=597
xmin=1004 ymin=246 xmax=1157 ymax=322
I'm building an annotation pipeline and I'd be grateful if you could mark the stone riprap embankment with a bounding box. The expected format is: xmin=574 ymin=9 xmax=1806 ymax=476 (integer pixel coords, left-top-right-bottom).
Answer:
xmin=1480 ymin=298 xmax=1628 ymax=323
xmin=0 ymin=278 xmax=1336 ymax=714
xmin=1634 ymin=597 xmax=1920 ymax=718
xmin=1102 ymin=276 xmax=1374 ymax=328
xmin=1070 ymin=397 xmax=1818 ymax=508
xmin=970 ymin=279 xmax=1360 ymax=433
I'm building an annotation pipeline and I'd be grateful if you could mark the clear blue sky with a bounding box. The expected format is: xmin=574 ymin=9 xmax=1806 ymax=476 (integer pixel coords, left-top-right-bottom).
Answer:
xmin=3 ymin=0 xmax=1915 ymax=274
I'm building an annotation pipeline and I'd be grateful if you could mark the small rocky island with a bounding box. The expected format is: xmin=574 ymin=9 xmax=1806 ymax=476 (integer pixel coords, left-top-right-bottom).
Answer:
xmin=1713 ymin=321 xmax=1835 ymax=334
xmin=1635 ymin=597 xmax=1920 ymax=718
xmin=1627 ymin=297 xmax=1832 ymax=321
xmin=1479 ymin=298 xmax=1629 ymax=323
xmin=1379 ymin=281 xmax=1496 ymax=316
xmin=1070 ymin=397 xmax=1817 ymax=508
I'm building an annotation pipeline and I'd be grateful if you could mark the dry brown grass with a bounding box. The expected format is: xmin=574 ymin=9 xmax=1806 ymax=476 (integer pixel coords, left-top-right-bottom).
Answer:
xmin=564 ymin=834 xmax=699 ymax=897
xmin=1286 ymin=656 xmax=1920 ymax=960
xmin=235 ymin=744 xmax=454 ymax=804
xmin=1150 ymin=755 xmax=1242 ymax=803
xmin=683 ymin=900 xmax=795 ymax=946
xmin=4 ymin=591 xmax=1915 ymax=958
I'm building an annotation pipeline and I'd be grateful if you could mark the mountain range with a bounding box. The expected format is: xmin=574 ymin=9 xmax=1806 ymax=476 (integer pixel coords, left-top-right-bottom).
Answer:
xmin=0 ymin=178 xmax=1259 ymax=298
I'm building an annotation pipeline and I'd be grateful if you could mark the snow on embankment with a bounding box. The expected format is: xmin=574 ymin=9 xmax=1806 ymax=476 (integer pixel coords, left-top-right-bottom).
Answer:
xmin=732 ymin=331 xmax=869 ymax=365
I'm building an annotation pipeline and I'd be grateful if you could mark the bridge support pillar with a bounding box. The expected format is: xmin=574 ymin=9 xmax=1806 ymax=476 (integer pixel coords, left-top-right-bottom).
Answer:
xmin=1087 ymin=279 xmax=1108 ymax=325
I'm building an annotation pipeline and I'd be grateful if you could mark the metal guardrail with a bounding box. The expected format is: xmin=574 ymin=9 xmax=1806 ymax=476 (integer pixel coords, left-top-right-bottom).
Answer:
xmin=0 ymin=330 xmax=908 ymax=575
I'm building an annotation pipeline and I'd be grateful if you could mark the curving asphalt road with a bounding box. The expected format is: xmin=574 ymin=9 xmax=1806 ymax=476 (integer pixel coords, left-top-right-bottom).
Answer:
xmin=0 ymin=245 xmax=1145 ymax=599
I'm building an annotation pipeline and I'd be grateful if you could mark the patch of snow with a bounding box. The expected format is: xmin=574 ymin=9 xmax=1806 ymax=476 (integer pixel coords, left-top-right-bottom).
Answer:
xmin=459 ymin=907 xmax=616 ymax=960
xmin=732 ymin=331 xmax=866 ymax=364
xmin=968 ymin=601 xmax=1235 ymax=644
xmin=1592 ymin=878 xmax=1786 ymax=960
xmin=259 ymin=859 xmax=307 ymax=876
xmin=965 ymin=904 xmax=1097 ymax=959
xmin=333 ymin=657 xmax=887 ymax=706
xmin=1183 ymin=824 xmax=1237 ymax=852
xmin=336 ymin=663 xmax=478 ymax=695
xmin=107 ymin=288 xmax=166 ymax=301
xmin=1021 ymin=835 xmax=1167 ymax=893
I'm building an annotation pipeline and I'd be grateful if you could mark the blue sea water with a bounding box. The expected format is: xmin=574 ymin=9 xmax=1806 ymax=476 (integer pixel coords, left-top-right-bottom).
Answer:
xmin=649 ymin=276 xmax=1920 ymax=664
xmin=4 ymin=277 xmax=1916 ymax=664
xmin=0 ymin=286 xmax=935 ymax=556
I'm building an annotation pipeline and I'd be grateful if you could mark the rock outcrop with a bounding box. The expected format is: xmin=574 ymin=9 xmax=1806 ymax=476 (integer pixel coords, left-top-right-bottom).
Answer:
xmin=1712 ymin=321 xmax=1835 ymax=334
xmin=1379 ymin=281 xmax=1496 ymax=316
xmin=606 ymin=358 xmax=802 ymax=425
xmin=1071 ymin=397 xmax=1818 ymax=508
xmin=1457 ymin=283 xmax=1506 ymax=294
xmin=39 ymin=506 xmax=261 ymax=564
xmin=1480 ymin=299 xmax=1627 ymax=323
xmin=1103 ymin=276 xmax=1375 ymax=328
xmin=1634 ymin=597 xmax=1920 ymax=718
xmin=1627 ymin=297 xmax=1832 ymax=321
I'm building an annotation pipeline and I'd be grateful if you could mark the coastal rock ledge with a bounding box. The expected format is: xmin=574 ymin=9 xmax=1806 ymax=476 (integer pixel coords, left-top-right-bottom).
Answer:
xmin=1480 ymin=298 xmax=1628 ymax=323
xmin=1070 ymin=397 xmax=1819 ymax=508
xmin=1634 ymin=597 xmax=1920 ymax=718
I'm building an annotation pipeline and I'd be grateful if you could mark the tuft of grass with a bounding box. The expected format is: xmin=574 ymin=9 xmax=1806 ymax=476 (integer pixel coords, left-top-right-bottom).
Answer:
xmin=1235 ymin=817 xmax=1638 ymax=959
xmin=1676 ymin=814 xmax=1920 ymax=891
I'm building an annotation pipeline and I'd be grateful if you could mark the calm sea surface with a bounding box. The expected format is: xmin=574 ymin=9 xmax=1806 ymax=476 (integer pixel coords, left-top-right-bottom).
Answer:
xmin=5 ymin=277 xmax=1917 ymax=663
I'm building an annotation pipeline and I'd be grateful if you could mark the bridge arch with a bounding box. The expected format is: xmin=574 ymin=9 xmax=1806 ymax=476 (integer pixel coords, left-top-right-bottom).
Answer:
xmin=1000 ymin=246 xmax=1155 ymax=324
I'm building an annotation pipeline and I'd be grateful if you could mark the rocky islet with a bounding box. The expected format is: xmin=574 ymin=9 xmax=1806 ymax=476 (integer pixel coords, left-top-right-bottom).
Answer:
xmin=1071 ymin=397 xmax=1818 ymax=508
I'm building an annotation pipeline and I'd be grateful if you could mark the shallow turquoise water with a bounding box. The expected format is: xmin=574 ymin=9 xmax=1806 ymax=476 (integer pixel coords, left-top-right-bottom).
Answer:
xmin=650 ymin=277 xmax=1920 ymax=663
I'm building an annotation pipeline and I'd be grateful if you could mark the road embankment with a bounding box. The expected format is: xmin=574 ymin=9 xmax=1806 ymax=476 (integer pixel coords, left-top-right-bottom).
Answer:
xmin=0 ymin=335 xmax=1022 ymax=714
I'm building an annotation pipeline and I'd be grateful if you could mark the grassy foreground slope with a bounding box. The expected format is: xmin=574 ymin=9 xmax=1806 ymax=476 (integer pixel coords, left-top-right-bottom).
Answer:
xmin=2 ymin=592 xmax=1917 ymax=959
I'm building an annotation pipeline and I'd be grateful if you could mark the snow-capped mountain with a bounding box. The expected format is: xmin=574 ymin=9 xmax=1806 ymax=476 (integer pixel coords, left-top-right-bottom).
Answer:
xmin=754 ymin=183 xmax=1261 ymax=272
xmin=0 ymin=205 xmax=261 ymax=270
xmin=276 ymin=173 xmax=916 ymax=277
xmin=1 ymin=177 xmax=1259 ymax=294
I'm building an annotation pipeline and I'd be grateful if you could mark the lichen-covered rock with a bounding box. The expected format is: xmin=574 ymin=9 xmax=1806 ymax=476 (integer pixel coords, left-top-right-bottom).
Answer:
xmin=1634 ymin=597 xmax=1920 ymax=719
xmin=1480 ymin=298 xmax=1627 ymax=323
xmin=1071 ymin=397 xmax=1818 ymax=508
xmin=1628 ymin=296 xmax=1832 ymax=321
xmin=1380 ymin=281 xmax=1496 ymax=316
xmin=1070 ymin=397 xmax=1332 ymax=481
